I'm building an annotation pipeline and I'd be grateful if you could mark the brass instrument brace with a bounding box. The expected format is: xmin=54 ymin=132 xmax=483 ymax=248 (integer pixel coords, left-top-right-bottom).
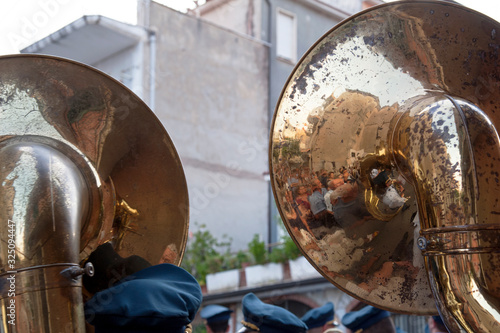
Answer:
xmin=417 ymin=225 xmax=500 ymax=255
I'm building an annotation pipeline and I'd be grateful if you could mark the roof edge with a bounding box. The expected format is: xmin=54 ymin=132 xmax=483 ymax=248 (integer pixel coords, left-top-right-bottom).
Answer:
xmin=21 ymin=15 xmax=149 ymax=54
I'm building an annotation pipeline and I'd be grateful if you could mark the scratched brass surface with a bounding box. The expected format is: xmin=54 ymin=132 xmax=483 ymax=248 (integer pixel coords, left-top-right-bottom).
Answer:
xmin=0 ymin=54 xmax=189 ymax=270
xmin=0 ymin=55 xmax=189 ymax=332
xmin=270 ymin=1 xmax=500 ymax=327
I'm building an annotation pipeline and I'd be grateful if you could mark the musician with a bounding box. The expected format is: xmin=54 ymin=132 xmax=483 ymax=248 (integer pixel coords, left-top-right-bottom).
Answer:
xmin=301 ymin=302 xmax=340 ymax=333
xmin=324 ymin=179 xmax=344 ymax=212
xmin=84 ymin=263 xmax=202 ymax=333
xmin=238 ymin=293 xmax=308 ymax=333
xmin=308 ymin=179 xmax=328 ymax=219
xmin=201 ymin=304 xmax=233 ymax=333
xmin=341 ymin=305 xmax=396 ymax=333
xmin=308 ymin=179 xmax=337 ymax=232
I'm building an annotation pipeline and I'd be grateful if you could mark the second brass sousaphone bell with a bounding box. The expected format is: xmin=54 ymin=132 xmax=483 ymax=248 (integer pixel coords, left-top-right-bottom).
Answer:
xmin=0 ymin=55 xmax=189 ymax=332
xmin=270 ymin=1 xmax=500 ymax=332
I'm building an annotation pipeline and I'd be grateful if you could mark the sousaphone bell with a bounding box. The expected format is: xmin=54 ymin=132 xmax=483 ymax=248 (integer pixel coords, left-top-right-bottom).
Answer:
xmin=270 ymin=1 xmax=500 ymax=332
xmin=0 ymin=55 xmax=189 ymax=332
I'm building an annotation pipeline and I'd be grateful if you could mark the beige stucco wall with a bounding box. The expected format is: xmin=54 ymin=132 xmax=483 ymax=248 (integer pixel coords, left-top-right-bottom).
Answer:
xmin=149 ymin=2 xmax=270 ymax=249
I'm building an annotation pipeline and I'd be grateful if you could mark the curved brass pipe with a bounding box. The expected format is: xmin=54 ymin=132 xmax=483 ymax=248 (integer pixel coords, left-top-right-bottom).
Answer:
xmin=0 ymin=138 xmax=93 ymax=332
xmin=392 ymin=94 xmax=500 ymax=332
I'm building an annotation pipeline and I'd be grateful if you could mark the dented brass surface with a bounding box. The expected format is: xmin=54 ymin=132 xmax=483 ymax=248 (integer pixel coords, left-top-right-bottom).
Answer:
xmin=270 ymin=1 xmax=500 ymax=331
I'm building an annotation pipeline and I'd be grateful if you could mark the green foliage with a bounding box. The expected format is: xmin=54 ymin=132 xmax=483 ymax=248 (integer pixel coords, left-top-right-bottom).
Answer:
xmin=282 ymin=234 xmax=302 ymax=259
xmin=268 ymin=237 xmax=300 ymax=263
xmin=269 ymin=218 xmax=301 ymax=263
xmin=247 ymin=234 xmax=267 ymax=265
xmin=181 ymin=220 xmax=302 ymax=285
xmin=268 ymin=245 xmax=286 ymax=263
xmin=224 ymin=250 xmax=251 ymax=270
xmin=181 ymin=223 xmax=233 ymax=286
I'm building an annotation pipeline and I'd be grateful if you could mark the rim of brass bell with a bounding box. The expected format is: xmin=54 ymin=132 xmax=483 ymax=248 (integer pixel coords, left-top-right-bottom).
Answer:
xmin=0 ymin=54 xmax=189 ymax=332
xmin=270 ymin=1 xmax=500 ymax=331
xmin=0 ymin=54 xmax=189 ymax=267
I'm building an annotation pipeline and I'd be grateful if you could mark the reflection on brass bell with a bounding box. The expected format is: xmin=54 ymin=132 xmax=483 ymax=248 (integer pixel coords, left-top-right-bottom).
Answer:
xmin=270 ymin=2 xmax=500 ymax=332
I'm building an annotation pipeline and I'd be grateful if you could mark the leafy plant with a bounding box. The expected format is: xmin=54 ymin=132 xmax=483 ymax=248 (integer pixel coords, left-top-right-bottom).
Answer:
xmin=247 ymin=234 xmax=267 ymax=265
xmin=181 ymin=220 xmax=302 ymax=286
xmin=268 ymin=245 xmax=286 ymax=263
xmin=282 ymin=234 xmax=302 ymax=259
xmin=224 ymin=250 xmax=251 ymax=270
xmin=269 ymin=218 xmax=301 ymax=263
xmin=181 ymin=223 xmax=232 ymax=285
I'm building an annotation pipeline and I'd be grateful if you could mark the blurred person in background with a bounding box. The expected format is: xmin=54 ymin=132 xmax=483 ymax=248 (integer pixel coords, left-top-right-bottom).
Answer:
xmin=201 ymin=304 xmax=233 ymax=333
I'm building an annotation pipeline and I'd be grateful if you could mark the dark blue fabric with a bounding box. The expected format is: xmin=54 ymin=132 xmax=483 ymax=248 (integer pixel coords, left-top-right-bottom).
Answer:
xmin=200 ymin=304 xmax=233 ymax=323
xmin=241 ymin=293 xmax=308 ymax=333
xmin=85 ymin=264 xmax=202 ymax=332
xmin=300 ymin=302 xmax=334 ymax=329
xmin=341 ymin=305 xmax=391 ymax=331
xmin=432 ymin=315 xmax=444 ymax=326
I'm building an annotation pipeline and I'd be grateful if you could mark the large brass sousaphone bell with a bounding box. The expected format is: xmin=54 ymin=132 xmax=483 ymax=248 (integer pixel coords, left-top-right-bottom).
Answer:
xmin=270 ymin=1 xmax=500 ymax=332
xmin=0 ymin=55 xmax=189 ymax=332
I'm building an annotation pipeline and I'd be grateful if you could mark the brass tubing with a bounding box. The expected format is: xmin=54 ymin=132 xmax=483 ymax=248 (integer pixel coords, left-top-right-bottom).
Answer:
xmin=0 ymin=140 xmax=90 ymax=332
xmin=392 ymin=94 xmax=500 ymax=333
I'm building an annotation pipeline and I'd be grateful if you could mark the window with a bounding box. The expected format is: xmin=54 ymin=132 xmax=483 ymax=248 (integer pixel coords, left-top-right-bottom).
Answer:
xmin=276 ymin=8 xmax=297 ymax=63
